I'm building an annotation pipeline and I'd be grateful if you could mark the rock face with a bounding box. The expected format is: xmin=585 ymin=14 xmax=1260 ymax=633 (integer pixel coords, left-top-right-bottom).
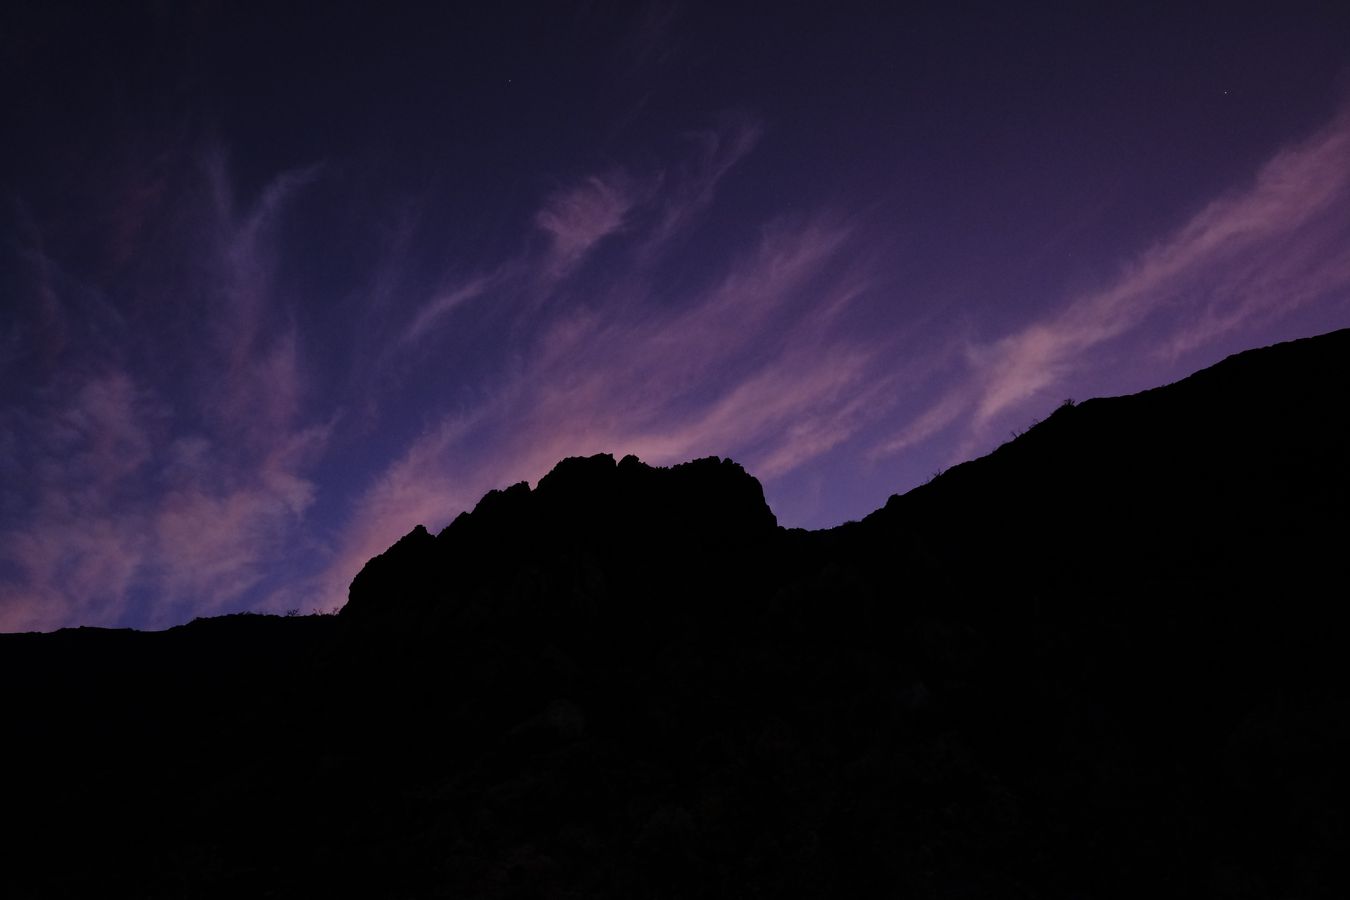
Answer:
xmin=345 ymin=453 xmax=778 ymax=626
xmin=3 ymin=330 xmax=1349 ymax=899
xmin=868 ymin=326 xmax=1350 ymax=572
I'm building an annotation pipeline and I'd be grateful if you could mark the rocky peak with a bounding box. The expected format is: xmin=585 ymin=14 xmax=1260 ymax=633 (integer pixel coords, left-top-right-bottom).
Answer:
xmin=343 ymin=453 xmax=778 ymax=622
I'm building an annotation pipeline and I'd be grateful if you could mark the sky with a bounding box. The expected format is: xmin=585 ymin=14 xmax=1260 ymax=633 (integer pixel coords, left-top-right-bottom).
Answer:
xmin=3 ymin=2 xmax=1350 ymax=631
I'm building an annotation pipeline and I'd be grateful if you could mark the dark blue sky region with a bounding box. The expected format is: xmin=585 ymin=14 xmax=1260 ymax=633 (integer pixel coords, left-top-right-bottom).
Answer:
xmin=3 ymin=2 xmax=1350 ymax=630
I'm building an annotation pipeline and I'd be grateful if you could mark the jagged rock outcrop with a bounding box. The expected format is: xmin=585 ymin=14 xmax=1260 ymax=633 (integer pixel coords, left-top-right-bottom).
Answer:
xmin=343 ymin=454 xmax=779 ymax=633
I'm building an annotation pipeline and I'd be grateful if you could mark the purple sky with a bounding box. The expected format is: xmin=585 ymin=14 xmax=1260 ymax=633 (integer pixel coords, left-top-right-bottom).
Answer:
xmin=3 ymin=3 xmax=1350 ymax=631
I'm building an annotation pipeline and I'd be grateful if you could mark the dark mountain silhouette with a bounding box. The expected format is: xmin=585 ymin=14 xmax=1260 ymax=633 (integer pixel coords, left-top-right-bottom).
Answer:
xmin=4 ymin=329 xmax=1349 ymax=898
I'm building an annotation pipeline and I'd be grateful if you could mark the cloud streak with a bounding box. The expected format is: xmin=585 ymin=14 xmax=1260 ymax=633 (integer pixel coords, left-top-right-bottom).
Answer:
xmin=0 ymin=146 xmax=326 ymax=631
xmin=297 ymin=134 xmax=890 ymax=613
xmin=535 ymin=173 xmax=640 ymax=280
xmin=873 ymin=105 xmax=1350 ymax=462
xmin=7 ymin=97 xmax=1350 ymax=631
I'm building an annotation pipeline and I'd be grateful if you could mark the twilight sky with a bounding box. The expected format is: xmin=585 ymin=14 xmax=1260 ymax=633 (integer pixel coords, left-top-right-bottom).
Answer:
xmin=3 ymin=2 xmax=1350 ymax=631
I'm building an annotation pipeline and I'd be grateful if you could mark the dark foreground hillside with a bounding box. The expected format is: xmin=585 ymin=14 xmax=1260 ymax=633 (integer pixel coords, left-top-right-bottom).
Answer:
xmin=4 ymin=329 xmax=1349 ymax=898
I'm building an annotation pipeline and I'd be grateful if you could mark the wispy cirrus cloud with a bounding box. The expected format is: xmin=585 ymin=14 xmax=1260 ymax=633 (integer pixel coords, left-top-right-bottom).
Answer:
xmin=10 ymin=98 xmax=1350 ymax=630
xmin=536 ymin=172 xmax=642 ymax=280
xmin=0 ymin=145 xmax=327 ymax=631
xmin=400 ymin=273 xmax=497 ymax=345
xmin=390 ymin=174 xmax=637 ymax=352
xmin=642 ymin=115 xmax=762 ymax=254
xmin=1 ymin=114 xmax=789 ymax=627
xmin=396 ymin=116 xmax=761 ymax=350
xmin=509 ymin=217 xmax=864 ymax=470
xmin=297 ymin=138 xmax=891 ymax=613
xmin=873 ymin=105 xmax=1350 ymax=462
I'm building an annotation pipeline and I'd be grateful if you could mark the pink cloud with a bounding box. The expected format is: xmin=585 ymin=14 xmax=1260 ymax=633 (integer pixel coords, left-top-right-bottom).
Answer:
xmin=395 ymin=116 xmax=761 ymax=359
xmin=28 ymin=98 xmax=1349 ymax=630
xmin=872 ymin=104 xmax=1350 ymax=463
xmin=642 ymin=115 xmax=762 ymax=254
xmin=266 ymin=123 xmax=780 ymax=614
xmin=535 ymin=173 xmax=641 ymax=279
xmin=400 ymin=273 xmax=497 ymax=344
xmin=4 ymin=118 xmax=794 ymax=627
xmin=0 ymin=147 xmax=327 ymax=631
xmin=0 ymin=366 xmax=323 ymax=631
xmin=300 ymin=211 xmax=893 ymax=612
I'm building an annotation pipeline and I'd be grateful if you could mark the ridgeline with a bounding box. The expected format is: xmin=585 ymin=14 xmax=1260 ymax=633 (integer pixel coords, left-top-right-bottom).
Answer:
xmin=5 ymin=329 xmax=1349 ymax=898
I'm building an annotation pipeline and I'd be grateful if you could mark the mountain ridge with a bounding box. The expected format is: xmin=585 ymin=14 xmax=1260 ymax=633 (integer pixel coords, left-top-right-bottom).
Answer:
xmin=3 ymin=327 xmax=1348 ymax=898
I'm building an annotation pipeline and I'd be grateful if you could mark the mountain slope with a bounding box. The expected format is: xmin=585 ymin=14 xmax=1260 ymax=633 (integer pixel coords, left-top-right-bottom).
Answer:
xmin=3 ymin=328 xmax=1348 ymax=899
